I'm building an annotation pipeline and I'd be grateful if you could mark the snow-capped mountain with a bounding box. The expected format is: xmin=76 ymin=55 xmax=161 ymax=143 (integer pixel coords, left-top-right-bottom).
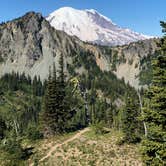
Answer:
xmin=46 ymin=7 xmax=151 ymax=46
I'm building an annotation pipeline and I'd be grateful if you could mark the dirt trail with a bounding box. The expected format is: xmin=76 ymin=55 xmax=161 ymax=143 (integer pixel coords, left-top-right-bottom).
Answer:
xmin=38 ymin=127 xmax=90 ymax=163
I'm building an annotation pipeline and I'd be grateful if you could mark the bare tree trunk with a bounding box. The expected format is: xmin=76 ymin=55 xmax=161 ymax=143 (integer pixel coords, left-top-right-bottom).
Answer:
xmin=84 ymin=90 xmax=90 ymax=125
xmin=79 ymin=83 xmax=90 ymax=125
xmin=13 ymin=119 xmax=19 ymax=135
xmin=137 ymin=91 xmax=148 ymax=137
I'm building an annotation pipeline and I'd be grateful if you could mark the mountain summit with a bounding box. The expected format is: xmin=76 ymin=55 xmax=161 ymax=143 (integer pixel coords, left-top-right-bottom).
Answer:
xmin=46 ymin=7 xmax=150 ymax=46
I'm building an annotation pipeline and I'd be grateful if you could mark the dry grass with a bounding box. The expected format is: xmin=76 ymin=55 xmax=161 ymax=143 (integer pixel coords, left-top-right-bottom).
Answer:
xmin=30 ymin=128 xmax=142 ymax=166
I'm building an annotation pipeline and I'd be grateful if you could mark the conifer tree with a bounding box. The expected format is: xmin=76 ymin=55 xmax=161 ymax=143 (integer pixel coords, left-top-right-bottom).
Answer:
xmin=42 ymin=55 xmax=75 ymax=135
xmin=57 ymin=54 xmax=66 ymax=131
xmin=122 ymin=92 xmax=141 ymax=143
xmin=56 ymin=54 xmax=75 ymax=132
xmin=41 ymin=67 xmax=56 ymax=135
xmin=105 ymin=104 xmax=114 ymax=128
xmin=89 ymin=87 xmax=97 ymax=124
xmin=0 ymin=115 xmax=6 ymax=139
xmin=141 ymin=21 xmax=166 ymax=165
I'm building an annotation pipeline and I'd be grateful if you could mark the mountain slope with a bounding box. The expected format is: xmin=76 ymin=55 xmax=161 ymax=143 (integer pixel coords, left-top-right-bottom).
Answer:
xmin=0 ymin=12 xmax=86 ymax=80
xmin=47 ymin=7 xmax=150 ymax=46
xmin=98 ymin=39 xmax=159 ymax=88
xmin=0 ymin=12 xmax=159 ymax=89
xmin=0 ymin=12 xmax=133 ymax=102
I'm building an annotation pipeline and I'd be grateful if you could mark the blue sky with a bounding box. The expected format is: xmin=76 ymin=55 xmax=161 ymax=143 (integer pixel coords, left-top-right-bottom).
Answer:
xmin=0 ymin=0 xmax=165 ymax=37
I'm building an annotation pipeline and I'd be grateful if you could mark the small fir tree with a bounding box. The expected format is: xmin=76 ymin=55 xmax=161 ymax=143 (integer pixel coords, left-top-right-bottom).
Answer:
xmin=122 ymin=92 xmax=141 ymax=143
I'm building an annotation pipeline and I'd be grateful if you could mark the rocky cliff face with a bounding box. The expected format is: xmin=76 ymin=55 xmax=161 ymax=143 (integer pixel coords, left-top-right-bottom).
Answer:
xmin=98 ymin=39 xmax=159 ymax=88
xmin=0 ymin=12 xmax=159 ymax=88
xmin=0 ymin=12 xmax=84 ymax=80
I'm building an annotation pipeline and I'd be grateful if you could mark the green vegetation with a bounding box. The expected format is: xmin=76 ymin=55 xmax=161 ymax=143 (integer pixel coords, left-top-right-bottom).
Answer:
xmin=141 ymin=21 xmax=166 ymax=165
xmin=0 ymin=115 xmax=5 ymax=139
xmin=98 ymin=46 xmax=127 ymax=69
xmin=0 ymin=23 xmax=165 ymax=166
xmin=0 ymin=48 xmax=143 ymax=165
xmin=0 ymin=72 xmax=44 ymax=164
xmin=139 ymin=54 xmax=154 ymax=85
xmin=41 ymin=55 xmax=77 ymax=135
xmin=31 ymin=128 xmax=142 ymax=165
xmin=0 ymin=55 xmax=4 ymax=63
xmin=91 ymin=121 xmax=107 ymax=135
xmin=121 ymin=91 xmax=142 ymax=143
xmin=0 ymin=49 xmax=141 ymax=165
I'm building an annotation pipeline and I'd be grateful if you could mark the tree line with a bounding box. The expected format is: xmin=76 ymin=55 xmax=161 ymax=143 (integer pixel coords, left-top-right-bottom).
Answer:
xmin=0 ymin=23 xmax=165 ymax=166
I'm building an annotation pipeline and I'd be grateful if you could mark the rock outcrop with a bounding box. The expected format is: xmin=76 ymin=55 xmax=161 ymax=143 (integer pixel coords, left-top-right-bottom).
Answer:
xmin=0 ymin=12 xmax=159 ymax=88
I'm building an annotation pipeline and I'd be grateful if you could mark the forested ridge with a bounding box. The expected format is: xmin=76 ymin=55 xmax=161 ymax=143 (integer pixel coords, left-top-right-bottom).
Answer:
xmin=0 ymin=23 xmax=165 ymax=166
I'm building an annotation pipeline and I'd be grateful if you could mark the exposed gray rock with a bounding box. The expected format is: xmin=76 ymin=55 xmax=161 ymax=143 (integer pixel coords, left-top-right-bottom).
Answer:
xmin=0 ymin=12 xmax=159 ymax=89
xmin=0 ymin=12 xmax=83 ymax=80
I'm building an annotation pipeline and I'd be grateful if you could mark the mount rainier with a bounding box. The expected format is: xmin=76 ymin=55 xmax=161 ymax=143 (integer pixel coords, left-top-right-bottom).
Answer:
xmin=47 ymin=7 xmax=151 ymax=46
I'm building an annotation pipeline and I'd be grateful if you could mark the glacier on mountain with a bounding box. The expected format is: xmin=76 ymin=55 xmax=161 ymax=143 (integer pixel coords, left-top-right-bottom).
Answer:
xmin=46 ymin=7 xmax=151 ymax=46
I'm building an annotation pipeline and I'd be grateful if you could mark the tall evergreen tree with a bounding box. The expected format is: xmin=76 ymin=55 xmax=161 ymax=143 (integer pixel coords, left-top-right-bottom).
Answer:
xmin=0 ymin=115 xmax=6 ymax=139
xmin=122 ymin=92 xmax=141 ymax=143
xmin=56 ymin=54 xmax=66 ymax=132
xmin=41 ymin=55 xmax=75 ymax=135
xmin=57 ymin=54 xmax=75 ymax=132
xmin=141 ymin=22 xmax=166 ymax=165
xmin=41 ymin=67 xmax=56 ymax=136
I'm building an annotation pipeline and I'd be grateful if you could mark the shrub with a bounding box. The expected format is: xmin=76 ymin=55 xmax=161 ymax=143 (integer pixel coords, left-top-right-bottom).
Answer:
xmin=1 ymin=136 xmax=24 ymax=160
xmin=26 ymin=124 xmax=43 ymax=140
xmin=92 ymin=121 xmax=107 ymax=135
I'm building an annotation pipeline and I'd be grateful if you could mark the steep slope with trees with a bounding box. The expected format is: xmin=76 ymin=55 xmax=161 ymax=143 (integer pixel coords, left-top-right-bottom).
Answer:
xmin=0 ymin=12 xmax=159 ymax=89
xmin=141 ymin=22 xmax=166 ymax=165
xmin=0 ymin=11 xmax=163 ymax=166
